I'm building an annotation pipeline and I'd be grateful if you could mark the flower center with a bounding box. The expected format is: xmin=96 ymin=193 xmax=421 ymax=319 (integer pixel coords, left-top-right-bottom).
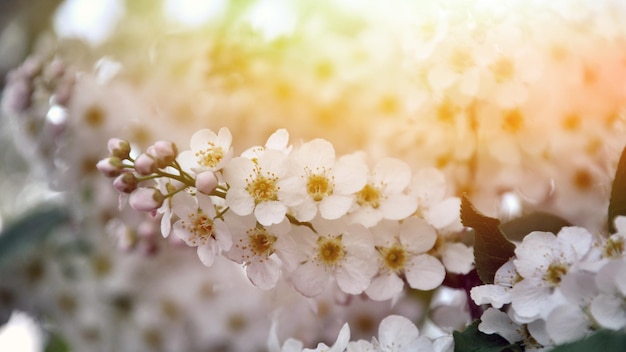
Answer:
xmin=246 ymin=171 xmax=279 ymax=204
xmin=490 ymin=56 xmax=515 ymax=83
xmin=604 ymin=237 xmax=625 ymax=258
xmin=316 ymin=235 xmax=346 ymax=267
xmin=502 ymin=109 xmax=524 ymax=133
xmin=378 ymin=245 xmax=406 ymax=273
xmin=196 ymin=142 xmax=224 ymax=168
xmin=307 ymin=173 xmax=333 ymax=202
xmin=356 ymin=184 xmax=381 ymax=208
xmin=184 ymin=211 xmax=214 ymax=246
xmin=544 ymin=262 xmax=568 ymax=286
xmin=247 ymin=227 xmax=277 ymax=258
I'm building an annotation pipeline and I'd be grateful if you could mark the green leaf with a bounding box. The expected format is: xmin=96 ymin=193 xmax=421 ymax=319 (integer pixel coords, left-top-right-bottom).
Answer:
xmin=453 ymin=320 xmax=522 ymax=352
xmin=460 ymin=195 xmax=516 ymax=284
xmin=0 ymin=205 xmax=69 ymax=264
xmin=551 ymin=330 xmax=626 ymax=352
xmin=500 ymin=212 xmax=571 ymax=242
xmin=44 ymin=330 xmax=70 ymax=352
xmin=608 ymin=146 xmax=626 ymax=233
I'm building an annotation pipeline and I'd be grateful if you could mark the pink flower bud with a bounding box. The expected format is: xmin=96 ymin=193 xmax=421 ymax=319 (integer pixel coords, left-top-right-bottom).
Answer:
xmin=113 ymin=172 xmax=138 ymax=193
xmin=97 ymin=156 xmax=124 ymax=177
xmin=147 ymin=141 xmax=178 ymax=168
xmin=129 ymin=187 xmax=165 ymax=212
xmin=107 ymin=138 xmax=131 ymax=159
xmin=196 ymin=171 xmax=218 ymax=195
xmin=134 ymin=153 xmax=157 ymax=175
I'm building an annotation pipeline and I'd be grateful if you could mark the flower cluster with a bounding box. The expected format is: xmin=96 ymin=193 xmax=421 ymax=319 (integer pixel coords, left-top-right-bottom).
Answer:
xmin=471 ymin=217 xmax=626 ymax=349
xmin=98 ymin=127 xmax=472 ymax=299
xmin=269 ymin=314 xmax=453 ymax=352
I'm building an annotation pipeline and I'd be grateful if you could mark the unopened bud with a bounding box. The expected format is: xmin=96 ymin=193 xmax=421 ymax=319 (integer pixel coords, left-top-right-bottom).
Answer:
xmin=129 ymin=187 xmax=165 ymax=212
xmin=107 ymin=138 xmax=131 ymax=159
xmin=113 ymin=172 xmax=138 ymax=193
xmin=97 ymin=156 xmax=124 ymax=177
xmin=134 ymin=153 xmax=157 ymax=175
xmin=196 ymin=171 xmax=218 ymax=195
xmin=147 ymin=141 xmax=178 ymax=168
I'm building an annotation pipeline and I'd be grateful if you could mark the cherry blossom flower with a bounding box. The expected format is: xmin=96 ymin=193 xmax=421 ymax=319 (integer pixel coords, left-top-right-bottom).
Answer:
xmin=366 ymin=217 xmax=444 ymax=301
xmin=224 ymin=213 xmax=295 ymax=290
xmin=177 ymin=127 xmax=234 ymax=174
xmin=510 ymin=227 xmax=594 ymax=322
xmin=171 ymin=192 xmax=232 ymax=266
xmin=223 ymin=149 xmax=293 ymax=226
xmin=288 ymin=218 xmax=377 ymax=297
xmin=285 ymin=139 xmax=368 ymax=222
xmin=348 ymin=157 xmax=417 ymax=228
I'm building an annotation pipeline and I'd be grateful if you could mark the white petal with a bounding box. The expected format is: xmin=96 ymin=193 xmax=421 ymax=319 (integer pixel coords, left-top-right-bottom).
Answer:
xmin=381 ymin=194 xmax=418 ymax=221
xmin=590 ymin=294 xmax=626 ymax=330
xmin=299 ymin=138 xmax=335 ymax=169
xmin=546 ymin=305 xmax=590 ymax=345
xmin=222 ymin=156 xmax=255 ymax=188
xmin=336 ymin=256 xmax=376 ymax=295
xmin=255 ymin=201 xmax=287 ymax=226
xmin=214 ymin=219 xmax=232 ymax=251
xmin=247 ymin=257 xmax=280 ymax=290
xmin=319 ymin=194 xmax=353 ymax=220
xmin=215 ymin=127 xmax=233 ymax=148
xmin=378 ymin=315 xmax=420 ymax=351
xmin=171 ymin=189 xmax=197 ymax=218
xmin=470 ymin=285 xmax=511 ymax=309
xmin=405 ymin=254 xmax=445 ymax=290
xmin=266 ymin=128 xmax=290 ymax=150
xmin=177 ymin=149 xmax=198 ymax=173
xmin=366 ymin=273 xmax=405 ymax=301
xmin=399 ymin=217 xmax=437 ymax=253
xmin=225 ymin=188 xmax=255 ymax=216
xmin=349 ymin=206 xmax=383 ymax=228
xmin=441 ymin=243 xmax=474 ymax=274
xmin=290 ymin=261 xmax=329 ymax=297
xmin=374 ymin=157 xmax=411 ymax=193
xmin=479 ymin=308 xmax=523 ymax=344
xmin=197 ymin=243 xmax=217 ymax=266
xmin=190 ymin=128 xmax=217 ymax=151
xmin=423 ymin=197 xmax=461 ymax=230
xmin=333 ymin=153 xmax=368 ymax=194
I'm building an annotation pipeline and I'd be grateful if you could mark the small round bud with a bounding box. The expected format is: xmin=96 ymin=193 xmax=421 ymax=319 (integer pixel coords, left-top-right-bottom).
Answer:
xmin=196 ymin=171 xmax=218 ymax=195
xmin=107 ymin=138 xmax=131 ymax=159
xmin=113 ymin=172 xmax=138 ymax=193
xmin=97 ymin=156 xmax=124 ymax=177
xmin=134 ymin=153 xmax=157 ymax=175
xmin=147 ymin=141 xmax=178 ymax=168
xmin=129 ymin=187 xmax=165 ymax=212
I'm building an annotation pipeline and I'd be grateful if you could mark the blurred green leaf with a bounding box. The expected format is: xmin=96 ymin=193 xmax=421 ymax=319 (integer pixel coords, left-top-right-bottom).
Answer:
xmin=44 ymin=330 xmax=70 ymax=352
xmin=551 ymin=330 xmax=626 ymax=352
xmin=0 ymin=205 xmax=69 ymax=264
xmin=461 ymin=195 xmax=516 ymax=284
xmin=500 ymin=212 xmax=571 ymax=242
xmin=608 ymin=146 xmax=626 ymax=233
xmin=453 ymin=320 xmax=522 ymax=352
